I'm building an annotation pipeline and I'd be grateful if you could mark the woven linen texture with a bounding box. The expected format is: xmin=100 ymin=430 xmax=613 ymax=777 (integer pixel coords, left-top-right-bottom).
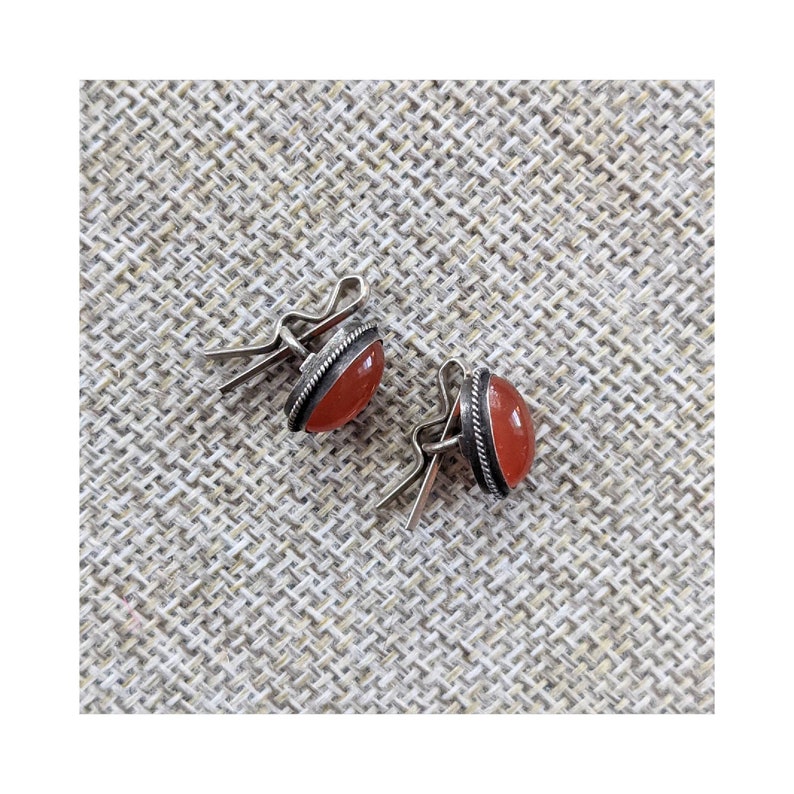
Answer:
xmin=80 ymin=80 xmax=714 ymax=713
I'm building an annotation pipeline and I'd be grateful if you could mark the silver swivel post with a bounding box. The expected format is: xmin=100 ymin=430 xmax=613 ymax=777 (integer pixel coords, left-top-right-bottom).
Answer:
xmin=204 ymin=275 xmax=370 ymax=395
xmin=376 ymin=358 xmax=469 ymax=530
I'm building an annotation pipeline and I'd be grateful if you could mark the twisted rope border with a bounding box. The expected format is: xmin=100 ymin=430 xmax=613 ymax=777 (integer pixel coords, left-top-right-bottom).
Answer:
xmin=471 ymin=367 xmax=501 ymax=497
xmin=286 ymin=321 xmax=379 ymax=431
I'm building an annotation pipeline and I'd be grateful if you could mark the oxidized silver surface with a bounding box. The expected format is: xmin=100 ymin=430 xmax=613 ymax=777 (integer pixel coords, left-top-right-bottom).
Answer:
xmin=460 ymin=367 xmax=510 ymax=499
xmin=284 ymin=321 xmax=382 ymax=432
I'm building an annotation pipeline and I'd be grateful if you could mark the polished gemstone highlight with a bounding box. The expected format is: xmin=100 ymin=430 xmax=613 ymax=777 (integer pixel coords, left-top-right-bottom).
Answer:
xmin=305 ymin=341 xmax=384 ymax=432
xmin=488 ymin=375 xmax=535 ymax=488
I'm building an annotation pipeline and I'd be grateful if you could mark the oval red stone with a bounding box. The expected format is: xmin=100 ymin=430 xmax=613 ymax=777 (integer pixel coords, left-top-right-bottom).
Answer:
xmin=305 ymin=341 xmax=384 ymax=433
xmin=488 ymin=375 xmax=535 ymax=489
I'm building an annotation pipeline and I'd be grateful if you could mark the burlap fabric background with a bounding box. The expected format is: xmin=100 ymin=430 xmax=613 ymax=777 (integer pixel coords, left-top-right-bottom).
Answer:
xmin=80 ymin=80 xmax=714 ymax=713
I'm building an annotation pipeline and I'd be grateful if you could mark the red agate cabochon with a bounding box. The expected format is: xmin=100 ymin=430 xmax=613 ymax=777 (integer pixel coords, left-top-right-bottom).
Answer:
xmin=284 ymin=322 xmax=383 ymax=432
xmin=487 ymin=375 xmax=535 ymax=488
xmin=460 ymin=368 xmax=535 ymax=497
xmin=305 ymin=341 xmax=384 ymax=432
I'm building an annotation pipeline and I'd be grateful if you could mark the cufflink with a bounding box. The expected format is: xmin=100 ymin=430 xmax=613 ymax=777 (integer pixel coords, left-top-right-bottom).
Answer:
xmin=378 ymin=358 xmax=535 ymax=528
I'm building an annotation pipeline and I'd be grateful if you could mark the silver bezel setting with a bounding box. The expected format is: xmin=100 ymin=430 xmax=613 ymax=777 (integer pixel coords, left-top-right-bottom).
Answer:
xmin=460 ymin=367 xmax=510 ymax=498
xmin=283 ymin=321 xmax=382 ymax=432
